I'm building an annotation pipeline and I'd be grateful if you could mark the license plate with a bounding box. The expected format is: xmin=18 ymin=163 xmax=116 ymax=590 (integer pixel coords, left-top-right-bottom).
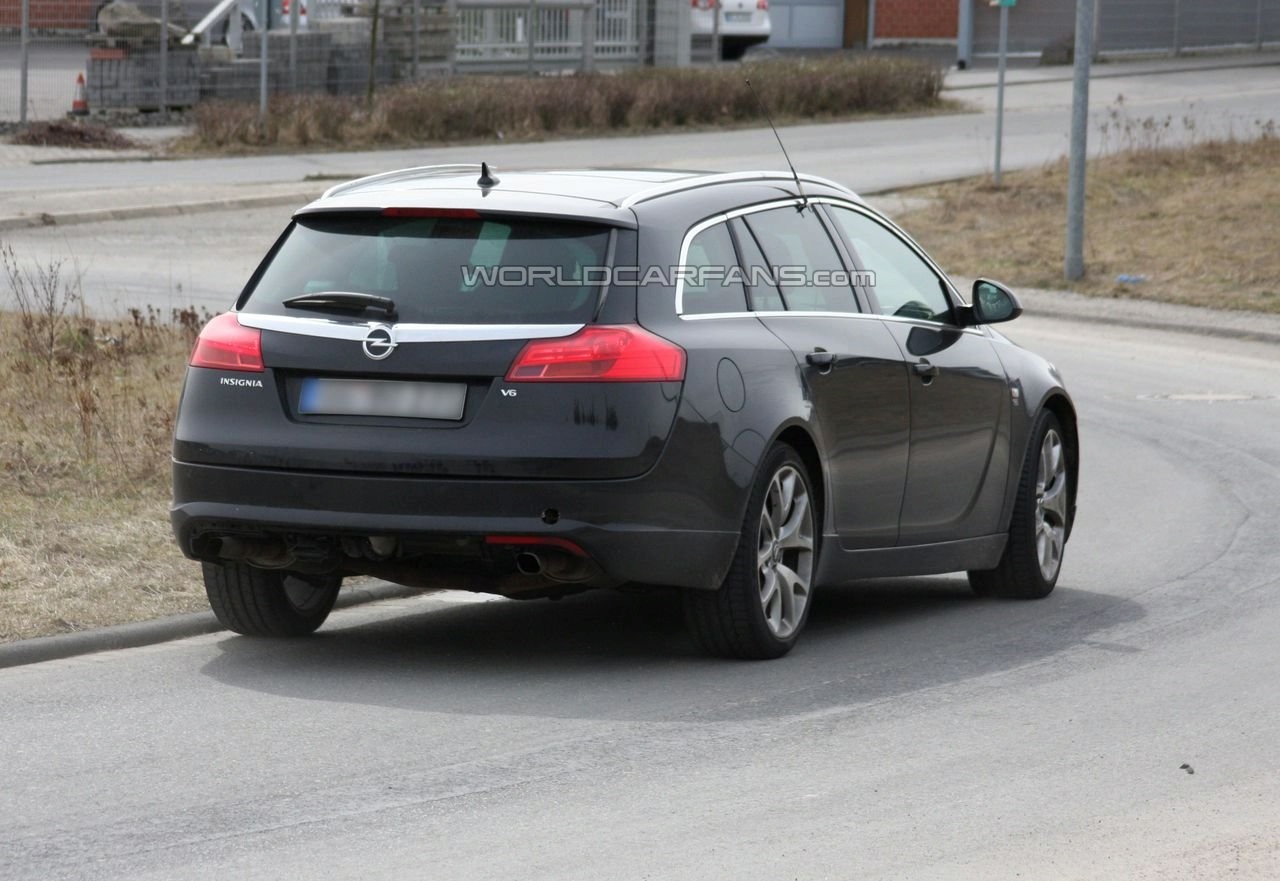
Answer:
xmin=299 ymin=378 xmax=467 ymax=420
xmin=725 ymin=12 xmax=751 ymax=21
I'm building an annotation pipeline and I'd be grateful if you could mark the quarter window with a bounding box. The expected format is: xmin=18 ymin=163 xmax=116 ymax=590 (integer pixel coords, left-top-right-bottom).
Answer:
xmin=827 ymin=206 xmax=953 ymax=323
xmin=680 ymin=222 xmax=749 ymax=315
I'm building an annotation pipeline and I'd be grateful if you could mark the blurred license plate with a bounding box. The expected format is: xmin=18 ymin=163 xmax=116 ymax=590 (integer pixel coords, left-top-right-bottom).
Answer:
xmin=725 ymin=12 xmax=751 ymax=21
xmin=299 ymin=378 xmax=466 ymax=420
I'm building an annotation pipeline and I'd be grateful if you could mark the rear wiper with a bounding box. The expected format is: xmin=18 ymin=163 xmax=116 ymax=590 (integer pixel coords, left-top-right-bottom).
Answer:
xmin=282 ymin=291 xmax=398 ymax=320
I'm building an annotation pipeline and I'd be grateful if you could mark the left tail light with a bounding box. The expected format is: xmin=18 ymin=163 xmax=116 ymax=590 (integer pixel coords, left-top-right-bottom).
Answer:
xmin=506 ymin=325 xmax=685 ymax=382
xmin=756 ymin=0 xmax=768 ymax=9
xmin=190 ymin=312 xmax=264 ymax=373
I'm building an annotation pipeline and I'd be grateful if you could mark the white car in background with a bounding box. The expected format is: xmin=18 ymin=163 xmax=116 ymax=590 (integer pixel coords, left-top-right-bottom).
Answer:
xmin=691 ymin=0 xmax=770 ymax=60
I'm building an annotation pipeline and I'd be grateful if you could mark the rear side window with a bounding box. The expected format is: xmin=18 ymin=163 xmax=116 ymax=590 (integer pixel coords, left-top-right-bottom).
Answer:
xmin=681 ymin=222 xmax=749 ymax=315
xmin=242 ymin=213 xmax=612 ymax=324
xmin=742 ymin=207 xmax=859 ymax=314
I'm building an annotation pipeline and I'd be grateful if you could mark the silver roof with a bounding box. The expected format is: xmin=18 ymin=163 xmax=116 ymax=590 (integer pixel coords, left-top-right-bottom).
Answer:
xmin=298 ymin=166 xmax=863 ymax=227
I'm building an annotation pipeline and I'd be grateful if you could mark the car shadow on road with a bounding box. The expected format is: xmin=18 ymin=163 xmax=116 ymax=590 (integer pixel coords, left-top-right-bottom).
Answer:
xmin=200 ymin=576 xmax=1145 ymax=723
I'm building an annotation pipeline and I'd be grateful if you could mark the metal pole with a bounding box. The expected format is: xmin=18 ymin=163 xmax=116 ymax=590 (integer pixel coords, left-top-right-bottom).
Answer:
xmin=1172 ymin=0 xmax=1181 ymax=56
xmin=1065 ymin=0 xmax=1095 ymax=282
xmin=527 ymin=0 xmax=536 ymax=74
xmin=289 ymin=0 xmax=300 ymax=91
xmin=160 ymin=0 xmax=169 ymax=111
xmin=259 ymin=0 xmax=269 ymax=124
xmin=867 ymin=0 xmax=876 ymax=47
xmin=582 ymin=0 xmax=596 ymax=72
xmin=994 ymin=4 xmax=1009 ymax=186
xmin=1258 ymin=0 xmax=1266 ymax=51
xmin=19 ymin=0 xmax=29 ymax=125
xmin=412 ymin=0 xmax=421 ymax=80
xmin=712 ymin=0 xmax=720 ymax=62
xmin=957 ymin=0 xmax=973 ymax=69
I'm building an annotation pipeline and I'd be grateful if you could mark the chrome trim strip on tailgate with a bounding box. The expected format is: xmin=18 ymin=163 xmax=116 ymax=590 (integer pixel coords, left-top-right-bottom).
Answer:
xmin=236 ymin=313 xmax=583 ymax=342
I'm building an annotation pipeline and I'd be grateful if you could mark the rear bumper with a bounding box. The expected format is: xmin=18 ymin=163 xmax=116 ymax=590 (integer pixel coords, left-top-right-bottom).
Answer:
xmin=171 ymin=461 xmax=739 ymax=590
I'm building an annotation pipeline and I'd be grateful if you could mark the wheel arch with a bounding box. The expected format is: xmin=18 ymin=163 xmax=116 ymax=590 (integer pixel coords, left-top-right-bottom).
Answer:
xmin=1039 ymin=392 xmax=1080 ymax=540
xmin=772 ymin=424 xmax=826 ymax=539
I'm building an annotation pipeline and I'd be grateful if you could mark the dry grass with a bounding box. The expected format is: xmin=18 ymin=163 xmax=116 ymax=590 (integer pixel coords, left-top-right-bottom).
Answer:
xmin=183 ymin=56 xmax=947 ymax=151
xmin=897 ymin=134 xmax=1280 ymax=313
xmin=0 ymin=249 xmax=211 ymax=641
xmin=9 ymin=120 xmax=139 ymax=150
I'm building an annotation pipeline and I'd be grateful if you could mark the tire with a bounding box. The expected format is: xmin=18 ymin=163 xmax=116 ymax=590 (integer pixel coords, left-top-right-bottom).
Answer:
xmin=203 ymin=561 xmax=341 ymax=637
xmin=684 ymin=445 xmax=818 ymax=659
xmin=969 ymin=411 xmax=1070 ymax=599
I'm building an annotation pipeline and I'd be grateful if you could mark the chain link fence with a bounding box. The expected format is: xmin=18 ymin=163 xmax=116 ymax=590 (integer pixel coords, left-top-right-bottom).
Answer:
xmin=969 ymin=0 xmax=1280 ymax=60
xmin=2 ymin=0 xmax=651 ymax=122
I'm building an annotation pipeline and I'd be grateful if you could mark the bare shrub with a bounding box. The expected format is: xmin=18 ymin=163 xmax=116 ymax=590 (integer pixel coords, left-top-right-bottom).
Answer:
xmin=189 ymin=56 xmax=946 ymax=150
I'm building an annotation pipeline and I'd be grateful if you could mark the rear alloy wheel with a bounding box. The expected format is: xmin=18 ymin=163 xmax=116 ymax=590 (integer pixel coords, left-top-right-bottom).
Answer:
xmin=685 ymin=445 xmax=817 ymax=659
xmin=203 ymin=561 xmax=341 ymax=636
xmin=969 ymin=411 xmax=1070 ymax=599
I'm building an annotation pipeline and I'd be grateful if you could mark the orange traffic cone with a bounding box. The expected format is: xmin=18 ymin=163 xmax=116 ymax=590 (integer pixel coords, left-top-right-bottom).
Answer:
xmin=70 ymin=73 xmax=89 ymax=117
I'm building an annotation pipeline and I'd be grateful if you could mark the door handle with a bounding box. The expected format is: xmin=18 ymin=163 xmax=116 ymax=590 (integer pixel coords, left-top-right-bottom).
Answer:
xmin=912 ymin=359 xmax=940 ymax=380
xmin=806 ymin=351 xmax=838 ymax=373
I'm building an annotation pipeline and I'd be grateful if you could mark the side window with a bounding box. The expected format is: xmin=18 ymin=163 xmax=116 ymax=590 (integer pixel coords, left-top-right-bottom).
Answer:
xmin=729 ymin=218 xmax=785 ymax=312
xmin=680 ymin=222 xmax=749 ymax=315
xmin=742 ymin=206 xmax=859 ymax=313
xmin=827 ymin=206 xmax=953 ymax=323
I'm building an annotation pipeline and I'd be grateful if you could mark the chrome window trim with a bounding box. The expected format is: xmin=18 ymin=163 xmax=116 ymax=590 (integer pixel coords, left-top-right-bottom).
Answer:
xmin=236 ymin=313 xmax=582 ymax=343
xmin=674 ymin=197 xmax=861 ymax=319
xmin=678 ymin=310 xmax=983 ymax=335
xmin=673 ymin=213 xmax=731 ymax=316
xmin=673 ymin=195 xmax=981 ymax=334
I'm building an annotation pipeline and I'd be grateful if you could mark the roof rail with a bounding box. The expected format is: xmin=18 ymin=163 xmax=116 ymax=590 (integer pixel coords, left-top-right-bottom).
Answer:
xmin=618 ymin=171 xmax=853 ymax=209
xmin=321 ymin=164 xmax=485 ymax=200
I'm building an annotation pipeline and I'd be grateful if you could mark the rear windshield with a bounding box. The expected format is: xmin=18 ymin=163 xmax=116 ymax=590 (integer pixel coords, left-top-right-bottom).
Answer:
xmin=241 ymin=213 xmax=613 ymax=324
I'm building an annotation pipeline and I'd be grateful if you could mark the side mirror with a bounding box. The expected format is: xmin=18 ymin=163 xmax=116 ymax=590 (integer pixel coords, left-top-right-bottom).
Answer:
xmin=969 ymin=279 xmax=1023 ymax=324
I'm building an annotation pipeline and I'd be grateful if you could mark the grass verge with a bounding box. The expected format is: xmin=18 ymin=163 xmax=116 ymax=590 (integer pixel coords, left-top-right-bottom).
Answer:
xmin=183 ymin=56 xmax=947 ymax=151
xmin=896 ymin=136 xmax=1280 ymax=313
xmin=0 ymin=249 xmax=209 ymax=642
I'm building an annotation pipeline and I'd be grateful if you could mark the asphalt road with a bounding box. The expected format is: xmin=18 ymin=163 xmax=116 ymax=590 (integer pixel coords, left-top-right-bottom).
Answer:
xmin=2 ymin=317 xmax=1278 ymax=880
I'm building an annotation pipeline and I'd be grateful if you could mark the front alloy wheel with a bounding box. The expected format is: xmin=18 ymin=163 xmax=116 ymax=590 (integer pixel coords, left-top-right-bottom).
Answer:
xmin=969 ymin=411 xmax=1071 ymax=599
xmin=685 ymin=445 xmax=817 ymax=659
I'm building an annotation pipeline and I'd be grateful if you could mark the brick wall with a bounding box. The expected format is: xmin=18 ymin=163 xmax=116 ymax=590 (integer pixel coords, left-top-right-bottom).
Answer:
xmin=875 ymin=0 xmax=958 ymax=40
xmin=0 ymin=0 xmax=95 ymax=30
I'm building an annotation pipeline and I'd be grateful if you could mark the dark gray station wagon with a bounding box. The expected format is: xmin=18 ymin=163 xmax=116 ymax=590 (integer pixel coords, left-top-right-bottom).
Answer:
xmin=172 ymin=165 xmax=1078 ymax=659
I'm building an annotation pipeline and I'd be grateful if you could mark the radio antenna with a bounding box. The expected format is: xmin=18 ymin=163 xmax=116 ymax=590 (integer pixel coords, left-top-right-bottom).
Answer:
xmin=745 ymin=78 xmax=807 ymax=211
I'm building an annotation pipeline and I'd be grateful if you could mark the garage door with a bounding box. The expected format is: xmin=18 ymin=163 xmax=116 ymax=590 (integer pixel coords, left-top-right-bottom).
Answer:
xmin=767 ymin=0 xmax=844 ymax=47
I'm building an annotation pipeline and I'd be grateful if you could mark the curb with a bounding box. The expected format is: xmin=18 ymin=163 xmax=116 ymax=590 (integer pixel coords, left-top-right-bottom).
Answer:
xmin=943 ymin=53 xmax=1280 ymax=92
xmin=1024 ymin=303 xmax=1280 ymax=346
xmin=0 ymin=191 xmax=318 ymax=232
xmin=0 ymin=581 xmax=426 ymax=671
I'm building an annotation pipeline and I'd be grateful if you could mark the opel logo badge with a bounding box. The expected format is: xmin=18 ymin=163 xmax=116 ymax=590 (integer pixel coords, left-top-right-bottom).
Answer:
xmin=362 ymin=325 xmax=397 ymax=361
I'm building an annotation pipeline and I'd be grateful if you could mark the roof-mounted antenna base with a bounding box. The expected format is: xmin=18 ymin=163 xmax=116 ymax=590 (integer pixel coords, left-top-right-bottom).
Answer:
xmin=478 ymin=162 xmax=500 ymax=189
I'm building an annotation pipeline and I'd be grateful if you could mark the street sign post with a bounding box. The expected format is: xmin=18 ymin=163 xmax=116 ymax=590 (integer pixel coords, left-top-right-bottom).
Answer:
xmin=993 ymin=0 xmax=1015 ymax=185
xmin=1066 ymin=0 xmax=1095 ymax=280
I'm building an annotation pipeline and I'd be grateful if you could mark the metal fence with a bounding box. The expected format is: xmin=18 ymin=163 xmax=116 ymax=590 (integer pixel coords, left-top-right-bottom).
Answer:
xmin=1 ymin=0 xmax=647 ymax=122
xmin=969 ymin=0 xmax=1280 ymax=59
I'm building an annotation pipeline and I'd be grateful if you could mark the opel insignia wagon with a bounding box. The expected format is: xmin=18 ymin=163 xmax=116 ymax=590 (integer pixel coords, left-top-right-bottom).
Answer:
xmin=171 ymin=165 xmax=1078 ymax=659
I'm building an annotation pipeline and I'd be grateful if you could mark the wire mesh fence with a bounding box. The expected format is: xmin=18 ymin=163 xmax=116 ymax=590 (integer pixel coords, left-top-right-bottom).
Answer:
xmin=1 ymin=0 xmax=649 ymax=122
xmin=968 ymin=0 xmax=1280 ymax=59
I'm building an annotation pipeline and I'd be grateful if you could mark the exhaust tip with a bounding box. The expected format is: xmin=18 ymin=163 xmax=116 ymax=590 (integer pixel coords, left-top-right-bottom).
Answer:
xmin=515 ymin=552 xmax=544 ymax=576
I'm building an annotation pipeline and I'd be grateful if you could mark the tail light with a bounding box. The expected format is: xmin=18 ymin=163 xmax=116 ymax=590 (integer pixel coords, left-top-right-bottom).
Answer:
xmin=506 ymin=325 xmax=685 ymax=382
xmin=756 ymin=0 xmax=768 ymax=9
xmin=190 ymin=312 xmax=264 ymax=373
xmin=691 ymin=0 xmax=716 ymax=9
